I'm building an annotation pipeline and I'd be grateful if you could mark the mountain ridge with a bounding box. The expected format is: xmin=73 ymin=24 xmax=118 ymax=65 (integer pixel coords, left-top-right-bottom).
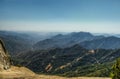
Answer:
xmin=80 ymin=36 xmax=120 ymax=49
xmin=16 ymin=44 xmax=120 ymax=77
xmin=33 ymin=32 xmax=105 ymax=50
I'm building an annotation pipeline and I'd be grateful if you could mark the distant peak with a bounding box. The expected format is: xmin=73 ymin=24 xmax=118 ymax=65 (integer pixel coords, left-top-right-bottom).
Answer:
xmin=70 ymin=32 xmax=93 ymax=36
xmin=106 ymin=36 xmax=119 ymax=39
xmin=53 ymin=34 xmax=63 ymax=38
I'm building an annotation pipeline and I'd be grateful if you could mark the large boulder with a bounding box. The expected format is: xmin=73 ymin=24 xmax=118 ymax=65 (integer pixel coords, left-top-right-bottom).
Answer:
xmin=0 ymin=39 xmax=11 ymax=70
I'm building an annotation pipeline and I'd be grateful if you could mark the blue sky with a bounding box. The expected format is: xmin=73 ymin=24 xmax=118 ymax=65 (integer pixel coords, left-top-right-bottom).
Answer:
xmin=0 ymin=0 xmax=120 ymax=33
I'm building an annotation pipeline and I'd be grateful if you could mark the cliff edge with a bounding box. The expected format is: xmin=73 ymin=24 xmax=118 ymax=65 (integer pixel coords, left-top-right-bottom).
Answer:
xmin=0 ymin=39 xmax=11 ymax=71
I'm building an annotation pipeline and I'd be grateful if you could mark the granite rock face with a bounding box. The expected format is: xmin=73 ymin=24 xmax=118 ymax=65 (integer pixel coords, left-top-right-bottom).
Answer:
xmin=0 ymin=39 xmax=11 ymax=70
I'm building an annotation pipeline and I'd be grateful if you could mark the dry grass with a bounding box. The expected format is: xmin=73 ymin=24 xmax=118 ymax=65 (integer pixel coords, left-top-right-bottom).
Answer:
xmin=0 ymin=66 xmax=35 ymax=79
xmin=0 ymin=66 xmax=111 ymax=79
xmin=36 ymin=75 xmax=111 ymax=79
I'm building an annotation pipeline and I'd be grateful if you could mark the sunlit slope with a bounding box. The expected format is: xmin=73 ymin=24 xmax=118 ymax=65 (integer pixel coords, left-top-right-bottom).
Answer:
xmin=0 ymin=66 xmax=111 ymax=79
xmin=0 ymin=66 xmax=35 ymax=79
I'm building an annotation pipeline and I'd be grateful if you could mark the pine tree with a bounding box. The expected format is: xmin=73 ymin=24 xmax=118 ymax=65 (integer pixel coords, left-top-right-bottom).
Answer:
xmin=112 ymin=58 xmax=120 ymax=79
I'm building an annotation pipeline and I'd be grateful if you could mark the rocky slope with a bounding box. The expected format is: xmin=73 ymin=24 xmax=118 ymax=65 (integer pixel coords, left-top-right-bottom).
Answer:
xmin=0 ymin=39 xmax=11 ymax=71
xmin=0 ymin=39 xmax=35 ymax=79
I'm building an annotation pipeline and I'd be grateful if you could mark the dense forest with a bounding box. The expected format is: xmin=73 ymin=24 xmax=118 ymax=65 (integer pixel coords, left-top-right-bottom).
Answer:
xmin=0 ymin=31 xmax=120 ymax=78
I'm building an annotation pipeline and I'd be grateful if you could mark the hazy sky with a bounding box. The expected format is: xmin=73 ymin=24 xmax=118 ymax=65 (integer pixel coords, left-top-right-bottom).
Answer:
xmin=0 ymin=0 xmax=120 ymax=33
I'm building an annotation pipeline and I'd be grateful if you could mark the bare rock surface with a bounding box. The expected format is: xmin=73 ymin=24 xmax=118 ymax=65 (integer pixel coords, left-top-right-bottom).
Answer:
xmin=0 ymin=39 xmax=11 ymax=71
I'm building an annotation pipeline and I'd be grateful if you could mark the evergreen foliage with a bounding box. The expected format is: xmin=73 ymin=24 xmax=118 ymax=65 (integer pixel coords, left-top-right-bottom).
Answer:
xmin=111 ymin=58 xmax=120 ymax=79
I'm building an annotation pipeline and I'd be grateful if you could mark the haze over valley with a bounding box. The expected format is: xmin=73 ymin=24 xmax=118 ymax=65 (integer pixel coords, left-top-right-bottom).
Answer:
xmin=0 ymin=0 xmax=120 ymax=79
xmin=0 ymin=31 xmax=120 ymax=79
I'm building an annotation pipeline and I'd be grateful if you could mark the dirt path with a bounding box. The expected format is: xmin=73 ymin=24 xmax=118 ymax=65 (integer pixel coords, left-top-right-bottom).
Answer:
xmin=0 ymin=66 xmax=111 ymax=79
xmin=0 ymin=73 xmax=111 ymax=79
xmin=36 ymin=75 xmax=111 ymax=79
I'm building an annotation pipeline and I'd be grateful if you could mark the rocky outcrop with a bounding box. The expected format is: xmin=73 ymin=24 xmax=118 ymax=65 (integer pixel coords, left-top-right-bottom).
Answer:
xmin=0 ymin=39 xmax=11 ymax=70
xmin=45 ymin=63 xmax=53 ymax=72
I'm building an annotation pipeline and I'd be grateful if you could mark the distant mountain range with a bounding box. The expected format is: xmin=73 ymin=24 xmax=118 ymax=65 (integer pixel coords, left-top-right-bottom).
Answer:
xmin=1 ymin=31 xmax=120 ymax=77
xmin=80 ymin=36 xmax=120 ymax=49
xmin=0 ymin=31 xmax=55 ymax=55
xmin=93 ymin=33 xmax=120 ymax=38
xmin=33 ymin=32 xmax=120 ymax=50
xmin=1 ymin=31 xmax=120 ymax=55
xmin=0 ymin=31 xmax=33 ymax=55
xmin=33 ymin=32 xmax=105 ymax=50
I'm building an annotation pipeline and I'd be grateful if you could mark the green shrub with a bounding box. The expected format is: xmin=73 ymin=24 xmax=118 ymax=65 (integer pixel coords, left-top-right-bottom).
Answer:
xmin=111 ymin=58 xmax=120 ymax=79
